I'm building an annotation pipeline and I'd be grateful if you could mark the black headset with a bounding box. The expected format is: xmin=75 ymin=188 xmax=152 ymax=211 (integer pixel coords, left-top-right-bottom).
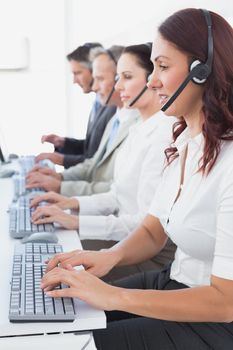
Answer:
xmin=106 ymin=49 xmax=117 ymax=65
xmin=128 ymin=73 xmax=153 ymax=107
xmin=104 ymin=86 xmax=115 ymax=105
xmin=128 ymin=85 xmax=148 ymax=107
xmin=161 ymin=9 xmax=213 ymax=112
xmin=103 ymin=74 xmax=120 ymax=105
xmin=127 ymin=43 xmax=153 ymax=107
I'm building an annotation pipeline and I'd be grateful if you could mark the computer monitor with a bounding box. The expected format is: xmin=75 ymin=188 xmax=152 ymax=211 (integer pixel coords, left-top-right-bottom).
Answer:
xmin=0 ymin=143 xmax=11 ymax=164
xmin=0 ymin=145 xmax=5 ymax=163
xmin=0 ymin=128 xmax=10 ymax=164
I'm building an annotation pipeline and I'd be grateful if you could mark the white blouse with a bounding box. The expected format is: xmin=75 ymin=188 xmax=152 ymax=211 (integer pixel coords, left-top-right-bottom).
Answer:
xmin=149 ymin=127 xmax=233 ymax=287
xmin=77 ymin=112 xmax=175 ymax=241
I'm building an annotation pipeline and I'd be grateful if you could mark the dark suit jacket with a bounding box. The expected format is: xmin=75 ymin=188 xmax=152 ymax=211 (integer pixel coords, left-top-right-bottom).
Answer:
xmin=55 ymin=102 xmax=116 ymax=168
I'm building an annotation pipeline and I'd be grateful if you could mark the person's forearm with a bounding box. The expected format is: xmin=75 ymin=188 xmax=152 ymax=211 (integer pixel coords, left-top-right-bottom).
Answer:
xmin=63 ymin=155 xmax=85 ymax=168
xmin=68 ymin=197 xmax=79 ymax=210
xmin=114 ymin=283 xmax=232 ymax=323
xmin=64 ymin=213 xmax=79 ymax=230
xmin=63 ymin=138 xmax=85 ymax=155
xmin=110 ymin=216 xmax=167 ymax=267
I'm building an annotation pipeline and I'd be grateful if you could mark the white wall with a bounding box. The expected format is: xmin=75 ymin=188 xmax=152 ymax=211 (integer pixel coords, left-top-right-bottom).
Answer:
xmin=0 ymin=0 xmax=232 ymax=156
xmin=0 ymin=0 xmax=67 ymax=155
xmin=67 ymin=0 xmax=232 ymax=44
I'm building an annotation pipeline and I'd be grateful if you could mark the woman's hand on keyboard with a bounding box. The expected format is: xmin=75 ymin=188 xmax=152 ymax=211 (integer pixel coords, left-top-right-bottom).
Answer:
xmin=45 ymin=249 xmax=121 ymax=278
xmin=31 ymin=204 xmax=79 ymax=229
xmin=30 ymin=191 xmax=79 ymax=210
xmin=41 ymin=268 xmax=121 ymax=311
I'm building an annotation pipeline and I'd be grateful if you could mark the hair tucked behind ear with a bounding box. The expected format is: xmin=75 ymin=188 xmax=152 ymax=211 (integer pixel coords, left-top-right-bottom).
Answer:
xmin=122 ymin=43 xmax=154 ymax=77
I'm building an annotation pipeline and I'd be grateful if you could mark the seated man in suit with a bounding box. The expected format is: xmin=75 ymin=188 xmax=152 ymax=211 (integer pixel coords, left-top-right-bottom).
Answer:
xmin=36 ymin=42 xmax=116 ymax=168
xmin=26 ymin=46 xmax=140 ymax=196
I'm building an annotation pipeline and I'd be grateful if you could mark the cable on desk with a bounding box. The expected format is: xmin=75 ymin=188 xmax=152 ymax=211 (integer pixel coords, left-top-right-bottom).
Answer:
xmin=81 ymin=332 xmax=93 ymax=350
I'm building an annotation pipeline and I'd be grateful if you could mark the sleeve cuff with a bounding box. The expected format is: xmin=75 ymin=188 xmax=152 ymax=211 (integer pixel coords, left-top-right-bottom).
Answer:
xmin=60 ymin=181 xmax=75 ymax=196
xmin=78 ymin=196 xmax=100 ymax=215
xmin=61 ymin=170 xmax=71 ymax=181
xmin=79 ymin=215 xmax=107 ymax=239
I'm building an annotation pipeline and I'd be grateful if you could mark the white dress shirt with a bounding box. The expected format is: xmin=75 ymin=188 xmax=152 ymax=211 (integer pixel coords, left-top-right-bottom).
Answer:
xmin=149 ymin=127 xmax=233 ymax=288
xmin=77 ymin=111 xmax=175 ymax=241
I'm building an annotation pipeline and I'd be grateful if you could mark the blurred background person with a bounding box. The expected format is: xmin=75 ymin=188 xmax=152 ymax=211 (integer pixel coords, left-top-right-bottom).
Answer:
xmin=26 ymin=46 xmax=140 ymax=196
xmin=36 ymin=42 xmax=116 ymax=168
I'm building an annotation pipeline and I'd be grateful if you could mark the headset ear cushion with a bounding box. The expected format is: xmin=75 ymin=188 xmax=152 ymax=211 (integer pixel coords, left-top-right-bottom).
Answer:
xmin=190 ymin=60 xmax=207 ymax=84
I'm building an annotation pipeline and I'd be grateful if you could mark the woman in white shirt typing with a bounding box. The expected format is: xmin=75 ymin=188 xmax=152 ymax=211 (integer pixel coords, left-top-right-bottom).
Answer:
xmin=31 ymin=44 xmax=176 ymax=277
xmin=40 ymin=8 xmax=233 ymax=349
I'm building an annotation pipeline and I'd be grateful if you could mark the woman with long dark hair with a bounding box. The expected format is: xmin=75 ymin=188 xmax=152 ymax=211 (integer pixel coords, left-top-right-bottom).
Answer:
xmin=40 ymin=9 xmax=233 ymax=349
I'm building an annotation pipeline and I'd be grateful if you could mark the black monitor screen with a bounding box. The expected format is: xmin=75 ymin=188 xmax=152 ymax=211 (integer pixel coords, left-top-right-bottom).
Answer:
xmin=0 ymin=146 xmax=5 ymax=162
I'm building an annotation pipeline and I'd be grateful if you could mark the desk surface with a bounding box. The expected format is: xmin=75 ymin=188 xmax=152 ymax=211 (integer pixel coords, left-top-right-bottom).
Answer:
xmin=0 ymin=164 xmax=105 ymax=345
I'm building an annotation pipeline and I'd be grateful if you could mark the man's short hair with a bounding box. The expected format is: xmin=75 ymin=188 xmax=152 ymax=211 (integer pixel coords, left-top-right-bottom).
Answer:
xmin=90 ymin=45 xmax=125 ymax=66
xmin=66 ymin=42 xmax=103 ymax=70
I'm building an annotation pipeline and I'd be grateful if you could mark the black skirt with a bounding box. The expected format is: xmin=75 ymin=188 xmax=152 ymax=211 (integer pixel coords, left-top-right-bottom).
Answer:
xmin=93 ymin=265 xmax=233 ymax=350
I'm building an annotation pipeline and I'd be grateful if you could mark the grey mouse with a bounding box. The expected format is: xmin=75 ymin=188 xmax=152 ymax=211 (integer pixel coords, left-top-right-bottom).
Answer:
xmin=8 ymin=153 xmax=19 ymax=160
xmin=0 ymin=169 xmax=16 ymax=178
xmin=21 ymin=232 xmax=58 ymax=244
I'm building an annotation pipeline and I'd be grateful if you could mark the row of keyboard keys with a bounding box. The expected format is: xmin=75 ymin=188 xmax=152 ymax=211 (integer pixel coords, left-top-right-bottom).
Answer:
xmin=25 ymin=243 xmax=62 ymax=254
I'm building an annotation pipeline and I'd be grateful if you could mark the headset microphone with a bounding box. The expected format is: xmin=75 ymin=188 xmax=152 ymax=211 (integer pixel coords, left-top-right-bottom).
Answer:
xmin=104 ymin=74 xmax=120 ymax=105
xmin=94 ymin=85 xmax=115 ymax=121
xmin=104 ymin=86 xmax=115 ymax=105
xmin=93 ymin=83 xmax=115 ymax=123
xmin=128 ymin=73 xmax=153 ymax=107
xmin=128 ymin=85 xmax=148 ymax=107
xmin=161 ymin=9 xmax=213 ymax=112
xmin=93 ymin=78 xmax=116 ymax=122
xmin=89 ymin=77 xmax=94 ymax=88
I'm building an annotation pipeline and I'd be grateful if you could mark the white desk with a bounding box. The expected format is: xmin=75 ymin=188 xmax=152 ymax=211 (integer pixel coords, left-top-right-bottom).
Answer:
xmin=0 ymin=167 xmax=105 ymax=348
